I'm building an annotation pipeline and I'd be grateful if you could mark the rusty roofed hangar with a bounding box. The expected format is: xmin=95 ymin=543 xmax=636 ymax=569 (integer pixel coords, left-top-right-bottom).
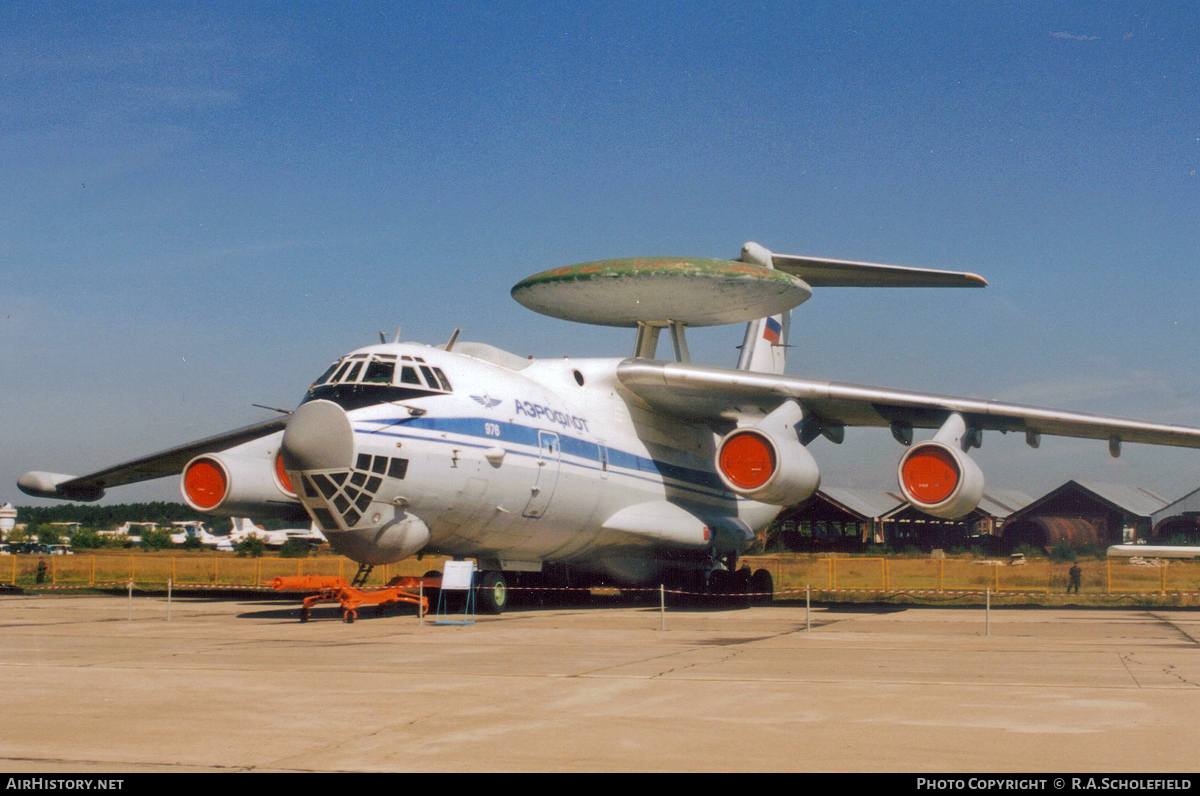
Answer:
xmin=1001 ymin=481 xmax=1169 ymax=551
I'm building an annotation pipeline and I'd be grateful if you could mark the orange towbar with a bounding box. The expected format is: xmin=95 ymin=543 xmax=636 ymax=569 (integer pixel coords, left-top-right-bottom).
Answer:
xmin=271 ymin=574 xmax=443 ymax=623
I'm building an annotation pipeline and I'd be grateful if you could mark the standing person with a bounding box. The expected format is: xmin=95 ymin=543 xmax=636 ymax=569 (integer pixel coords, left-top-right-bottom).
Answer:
xmin=35 ymin=557 xmax=47 ymax=584
xmin=1068 ymin=562 xmax=1082 ymax=594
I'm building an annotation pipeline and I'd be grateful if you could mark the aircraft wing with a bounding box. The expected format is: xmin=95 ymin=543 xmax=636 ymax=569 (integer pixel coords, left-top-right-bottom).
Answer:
xmin=769 ymin=253 xmax=987 ymax=288
xmin=18 ymin=416 xmax=288 ymax=501
xmin=616 ymin=360 xmax=1200 ymax=450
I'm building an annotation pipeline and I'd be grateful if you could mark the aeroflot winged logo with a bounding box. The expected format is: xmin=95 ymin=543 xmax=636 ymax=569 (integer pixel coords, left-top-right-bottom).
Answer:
xmin=471 ymin=394 xmax=502 ymax=409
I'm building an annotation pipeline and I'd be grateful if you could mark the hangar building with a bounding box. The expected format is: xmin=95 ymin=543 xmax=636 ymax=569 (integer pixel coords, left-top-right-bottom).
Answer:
xmin=1150 ymin=486 xmax=1200 ymax=542
xmin=1000 ymin=481 xmax=1169 ymax=551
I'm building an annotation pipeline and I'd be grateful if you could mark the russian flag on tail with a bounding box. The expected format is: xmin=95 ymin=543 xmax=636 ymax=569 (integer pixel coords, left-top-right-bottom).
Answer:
xmin=762 ymin=317 xmax=782 ymax=344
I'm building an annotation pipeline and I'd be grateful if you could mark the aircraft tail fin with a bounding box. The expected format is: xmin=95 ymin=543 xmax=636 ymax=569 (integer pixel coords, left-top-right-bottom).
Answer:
xmin=737 ymin=242 xmax=789 ymax=375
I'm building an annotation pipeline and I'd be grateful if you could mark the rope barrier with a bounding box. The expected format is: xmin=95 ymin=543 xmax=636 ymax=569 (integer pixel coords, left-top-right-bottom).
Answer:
xmin=11 ymin=582 xmax=1200 ymax=599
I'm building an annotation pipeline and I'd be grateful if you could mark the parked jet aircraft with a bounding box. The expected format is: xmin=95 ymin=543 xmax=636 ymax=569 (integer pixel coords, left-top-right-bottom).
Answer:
xmin=228 ymin=517 xmax=327 ymax=548
xmin=19 ymin=242 xmax=1200 ymax=612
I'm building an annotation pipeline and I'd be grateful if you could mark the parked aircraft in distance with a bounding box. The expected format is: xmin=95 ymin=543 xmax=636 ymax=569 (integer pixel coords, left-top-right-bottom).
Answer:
xmin=20 ymin=242 xmax=1200 ymax=613
xmin=227 ymin=517 xmax=327 ymax=548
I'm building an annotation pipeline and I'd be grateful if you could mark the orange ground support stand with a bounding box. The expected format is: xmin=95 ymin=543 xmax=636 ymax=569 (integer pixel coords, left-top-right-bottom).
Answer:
xmin=271 ymin=574 xmax=442 ymax=623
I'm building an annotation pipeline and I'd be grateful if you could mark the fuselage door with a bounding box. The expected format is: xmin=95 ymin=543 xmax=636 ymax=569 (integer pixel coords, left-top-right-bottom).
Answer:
xmin=522 ymin=431 xmax=562 ymax=519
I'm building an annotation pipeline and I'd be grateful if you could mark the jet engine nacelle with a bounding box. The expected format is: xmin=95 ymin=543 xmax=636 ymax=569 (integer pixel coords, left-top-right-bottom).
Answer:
xmin=181 ymin=451 xmax=302 ymax=520
xmin=715 ymin=401 xmax=820 ymax=506
xmin=897 ymin=441 xmax=984 ymax=519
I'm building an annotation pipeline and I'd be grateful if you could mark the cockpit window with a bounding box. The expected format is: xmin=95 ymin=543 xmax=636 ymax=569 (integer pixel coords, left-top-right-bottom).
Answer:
xmin=313 ymin=361 xmax=340 ymax=386
xmin=303 ymin=351 xmax=450 ymax=410
xmin=362 ymin=359 xmax=394 ymax=384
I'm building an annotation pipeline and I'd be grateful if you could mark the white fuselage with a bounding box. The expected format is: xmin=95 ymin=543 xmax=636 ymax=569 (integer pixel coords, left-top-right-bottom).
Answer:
xmin=296 ymin=342 xmax=780 ymax=581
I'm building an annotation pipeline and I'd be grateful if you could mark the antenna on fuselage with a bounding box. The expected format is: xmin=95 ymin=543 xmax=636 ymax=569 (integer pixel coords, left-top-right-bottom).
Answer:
xmin=393 ymin=326 xmax=402 ymax=343
xmin=445 ymin=327 xmax=462 ymax=352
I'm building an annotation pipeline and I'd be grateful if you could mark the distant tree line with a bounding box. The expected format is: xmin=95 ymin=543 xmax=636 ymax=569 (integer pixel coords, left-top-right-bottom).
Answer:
xmin=14 ymin=502 xmax=295 ymax=531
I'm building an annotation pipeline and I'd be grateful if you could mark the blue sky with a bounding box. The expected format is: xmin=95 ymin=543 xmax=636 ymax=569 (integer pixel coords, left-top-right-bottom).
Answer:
xmin=3 ymin=1 xmax=1199 ymax=506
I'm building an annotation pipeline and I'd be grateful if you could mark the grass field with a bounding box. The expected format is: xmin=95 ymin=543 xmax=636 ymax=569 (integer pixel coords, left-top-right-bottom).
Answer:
xmin=4 ymin=551 xmax=1200 ymax=607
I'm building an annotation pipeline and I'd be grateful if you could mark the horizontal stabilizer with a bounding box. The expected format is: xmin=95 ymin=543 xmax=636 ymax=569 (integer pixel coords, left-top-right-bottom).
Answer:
xmin=770 ymin=253 xmax=987 ymax=288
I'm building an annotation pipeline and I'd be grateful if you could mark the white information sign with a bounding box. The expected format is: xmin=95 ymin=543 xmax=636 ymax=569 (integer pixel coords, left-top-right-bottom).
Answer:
xmin=441 ymin=561 xmax=475 ymax=591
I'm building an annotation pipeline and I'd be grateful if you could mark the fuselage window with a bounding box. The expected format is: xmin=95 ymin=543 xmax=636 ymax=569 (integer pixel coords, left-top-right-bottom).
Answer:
xmin=400 ymin=366 xmax=422 ymax=386
xmin=362 ymin=360 xmax=395 ymax=384
xmin=432 ymin=367 xmax=453 ymax=392
xmin=345 ymin=361 xmax=364 ymax=382
xmin=331 ymin=360 xmax=354 ymax=383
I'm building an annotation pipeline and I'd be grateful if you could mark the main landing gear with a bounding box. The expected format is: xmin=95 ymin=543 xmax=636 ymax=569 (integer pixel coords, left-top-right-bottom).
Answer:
xmin=476 ymin=571 xmax=509 ymax=615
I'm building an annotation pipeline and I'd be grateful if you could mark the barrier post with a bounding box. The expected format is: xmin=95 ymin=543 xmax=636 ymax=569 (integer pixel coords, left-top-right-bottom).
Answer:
xmin=806 ymin=584 xmax=811 ymax=631
xmin=985 ymin=587 xmax=990 ymax=637
xmin=881 ymin=558 xmax=886 ymax=590
xmin=1161 ymin=561 xmax=1167 ymax=596
xmin=127 ymin=580 xmax=133 ymax=621
xmin=659 ymin=584 xmax=665 ymax=632
xmin=419 ymin=584 xmax=424 ymax=626
xmin=168 ymin=579 xmax=172 ymax=622
xmin=51 ymin=557 xmax=56 ymax=585
xmin=90 ymin=555 xmax=95 ymax=587
xmin=1107 ymin=559 xmax=1112 ymax=595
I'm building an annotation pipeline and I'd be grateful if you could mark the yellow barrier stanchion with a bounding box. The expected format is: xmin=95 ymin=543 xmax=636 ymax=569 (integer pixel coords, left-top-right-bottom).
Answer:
xmin=1161 ymin=561 xmax=1167 ymax=596
xmin=1107 ymin=559 xmax=1111 ymax=595
xmin=51 ymin=557 xmax=56 ymax=585
xmin=90 ymin=555 xmax=95 ymax=587
xmin=213 ymin=555 xmax=218 ymax=585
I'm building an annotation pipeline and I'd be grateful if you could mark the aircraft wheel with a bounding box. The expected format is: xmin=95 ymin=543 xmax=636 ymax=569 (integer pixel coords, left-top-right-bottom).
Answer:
xmin=299 ymin=607 xmax=309 ymax=623
xmin=478 ymin=571 xmax=508 ymax=615
xmin=750 ymin=568 xmax=774 ymax=606
xmin=344 ymin=611 xmax=355 ymax=624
